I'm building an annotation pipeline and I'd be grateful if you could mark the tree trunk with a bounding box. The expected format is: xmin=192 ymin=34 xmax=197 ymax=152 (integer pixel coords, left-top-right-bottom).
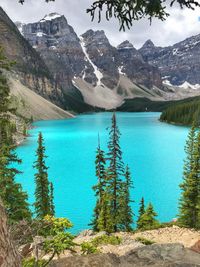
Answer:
xmin=0 ymin=201 xmax=21 ymax=267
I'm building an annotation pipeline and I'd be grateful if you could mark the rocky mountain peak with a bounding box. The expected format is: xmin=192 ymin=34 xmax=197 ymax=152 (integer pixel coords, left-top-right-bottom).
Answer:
xmin=117 ymin=40 xmax=134 ymax=50
xmin=142 ymin=39 xmax=155 ymax=48
xmin=40 ymin=13 xmax=63 ymax=22
xmin=21 ymin=13 xmax=79 ymax=49
xmin=139 ymin=33 xmax=200 ymax=86
xmin=81 ymin=29 xmax=109 ymax=46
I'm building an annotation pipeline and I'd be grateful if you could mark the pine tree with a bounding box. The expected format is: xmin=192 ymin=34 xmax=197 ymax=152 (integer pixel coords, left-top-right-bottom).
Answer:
xmin=90 ymin=135 xmax=107 ymax=231
xmin=34 ymin=132 xmax=51 ymax=218
xmin=137 ymin=197 xmax=145 ymax=229
xmin=96 ymin=190 xmax=114 ymax=233
xmin=178 ymin=123 xmax=199 ymax=228
xmin=107 ymin=113 xmax=125 ymax=232
xmin=0 ymin=47 xmax=31 ymax=222
xmin=118 ymin=165 xmax=134 ymax=231
xmin=0 ymin=60 xmax=12 ymax=144
xmin=137 ymin=203 xmax=160 ymax=230
xmin=0 ymin=143 xmax=31 ymax=222
xmin=196 ymin=131 xmax=200 ymax=229
xmin=49 ymin=182 xmax=55 ymax=216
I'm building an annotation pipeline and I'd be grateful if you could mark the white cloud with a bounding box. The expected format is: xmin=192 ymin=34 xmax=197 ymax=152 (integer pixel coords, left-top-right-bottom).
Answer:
xmin=1 ymin=0 xmax=200 ymax=48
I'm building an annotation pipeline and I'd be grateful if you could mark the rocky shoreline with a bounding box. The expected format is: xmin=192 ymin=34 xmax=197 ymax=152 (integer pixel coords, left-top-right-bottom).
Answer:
xmin=19 ymin=226 xmax=200 ymax=267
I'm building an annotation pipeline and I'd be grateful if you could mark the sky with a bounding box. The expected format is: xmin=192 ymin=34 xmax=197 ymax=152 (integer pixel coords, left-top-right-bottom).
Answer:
xmin=1 ymin=0 xmax=200 ymax=49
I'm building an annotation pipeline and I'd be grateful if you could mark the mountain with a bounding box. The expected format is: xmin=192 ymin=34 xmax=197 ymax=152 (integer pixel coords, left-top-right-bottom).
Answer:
xmin=2 ymin=7 xmax=200 ymax=113
xmin=139 ymin=36 xmax=200 ymax=87
xmin=0 ymin=7 xmax=61 ymax=105
xmin=18 ymin=13 xmax=166 ymax=109
xmin=0 ymin=8 xmax=94 ymax=114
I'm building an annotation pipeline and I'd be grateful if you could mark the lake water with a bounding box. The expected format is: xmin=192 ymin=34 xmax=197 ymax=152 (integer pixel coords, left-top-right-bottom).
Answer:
xmin=16 ymin=112 xmax=189 ymax=233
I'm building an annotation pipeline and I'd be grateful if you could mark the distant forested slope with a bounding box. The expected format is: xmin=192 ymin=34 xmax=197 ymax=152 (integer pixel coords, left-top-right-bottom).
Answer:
xmin=160 ymin=96 xmax=200 ymax=125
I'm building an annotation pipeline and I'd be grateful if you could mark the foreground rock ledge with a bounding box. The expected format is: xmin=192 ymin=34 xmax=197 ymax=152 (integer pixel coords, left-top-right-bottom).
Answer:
xmin=49 ymin=243 xmax=200 ymax=267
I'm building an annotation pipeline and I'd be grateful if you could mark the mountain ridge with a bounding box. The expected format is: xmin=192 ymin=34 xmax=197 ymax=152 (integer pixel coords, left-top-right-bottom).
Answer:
xmin=17 ymin=11 xmax=200 ymax=109
xmin=1 ymin=7 xmax=200 ymax=113
xmin=18 ymin=12 xmax=169 ymax=109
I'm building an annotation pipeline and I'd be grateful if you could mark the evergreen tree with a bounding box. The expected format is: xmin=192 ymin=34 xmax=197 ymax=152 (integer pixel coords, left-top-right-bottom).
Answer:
xmin=107 ymin=113 xmax=125 ymax=232
xmin=96 ymin=190 xmax=114 ymax=233
xmin=137 ymin=203 xmax=160 ymax=231
xmin=137 ymin=197 xmax=145 ymax=229
xmin=0 ymin=47 xmax=31 ymax=222
xmin=178 ymin=123 xmax=199 ymax=228
xmin=49 ymin=182 xmax=55 ymax=216
xmin=196 ymin=131 xmax=200 ymax=229
xmin=0 ymin=143 xmax=31 ymax=222
xmin=0 ymin=49 xmax=12 ymax=144
xmin=34 ymin=132 xmax=51 ymax=218
xmin=91 ymin=114 xmax=134 ymax=233
xmin=90 ymin=135 xmax=107 ymax=231
xmin=118 ymin=165 xmax=134 ymax=231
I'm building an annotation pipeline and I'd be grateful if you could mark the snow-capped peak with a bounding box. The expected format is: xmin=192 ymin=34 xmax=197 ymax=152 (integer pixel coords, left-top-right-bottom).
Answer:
xmin=40 ymin=13 xmax=62 ymax=22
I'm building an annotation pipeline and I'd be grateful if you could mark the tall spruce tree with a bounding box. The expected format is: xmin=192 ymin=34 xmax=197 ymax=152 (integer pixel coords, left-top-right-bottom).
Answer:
xmin=137 ymin=197 xmax=145 ymax=229
xmin=0 ymin=144 xmax=31 ymax=222
xmin=119 ymin=165 xmax=133 ymax=231
xmin=91 ymin=114 xmax=134 ymax=233
xmin=90 ymin=135 xmax=107 ymax=231
xmin=107 ymin=113 xmax=125 ymax=232
xmin=196 ymin=131 xmax=200 ymax=229
xmin=0 ymin=47 xmax=31 ymax=222
xmin=34 ymin=132 xmax=51 ymax=218
xmin=178 ymin=123 xmax=199 ymax=228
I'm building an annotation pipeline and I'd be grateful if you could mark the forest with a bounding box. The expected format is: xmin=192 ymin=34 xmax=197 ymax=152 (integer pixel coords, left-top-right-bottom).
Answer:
xmin=160 ymin=97 xmax=200 ymax=125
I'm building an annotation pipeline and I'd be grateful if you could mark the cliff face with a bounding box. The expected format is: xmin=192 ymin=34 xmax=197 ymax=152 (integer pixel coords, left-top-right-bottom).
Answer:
xmin=22 ymin=15 xmax=162 ymax=92
xmin=18 ymin=13 xmax=164 ymax=109
xmin=4 ymin=8 xmax=200 ymax=110
xmin=0 ymin=7 xmax=64 ymax=107
xmin=0 ymin=8 xmax=91 ymax=113
xmin=117 ymin=40 xmax=163 ymax=89
xmin=139 ymin=36 xmax=200 ymax=86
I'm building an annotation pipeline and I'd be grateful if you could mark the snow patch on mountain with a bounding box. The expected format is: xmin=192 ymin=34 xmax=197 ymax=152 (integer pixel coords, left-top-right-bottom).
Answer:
xmin=163 ymin=79 xmax=200 ymax=90
xmin=36 ymin=32 xmax=46 ymax=37
xmin=118 ymin=66 xmax=125 ymax=75
xmin=163 ymin=79 xmax=173 ymax=86
xmin=40 ymin=13 xmax=62 ymax=22
xmin=79 ymin=37 xmax=103 ymax=86
xmin=179 ymin=81 xmax=200 ymax=90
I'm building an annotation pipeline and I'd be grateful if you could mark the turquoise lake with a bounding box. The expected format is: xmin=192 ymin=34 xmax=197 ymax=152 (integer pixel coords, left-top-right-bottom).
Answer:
xmin=16 ymin=112 xmax=189 ymax=233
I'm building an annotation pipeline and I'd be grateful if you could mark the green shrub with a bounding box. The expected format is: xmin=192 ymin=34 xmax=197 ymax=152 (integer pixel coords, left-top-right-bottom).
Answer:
xmin=80 ymin=242 xmax=99 ymax=255
xmin=22 ymin=257 xmax=47 ymax=267
xmin=91 ymin=235 xmax=122 ymax=247
xmin=135 ymin=236 xmax=155 ymax=245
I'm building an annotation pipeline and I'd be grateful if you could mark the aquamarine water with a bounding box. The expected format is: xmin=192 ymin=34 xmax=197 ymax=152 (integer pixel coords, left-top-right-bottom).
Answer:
xmin=16 ymin=112 xmax=189 ymax=233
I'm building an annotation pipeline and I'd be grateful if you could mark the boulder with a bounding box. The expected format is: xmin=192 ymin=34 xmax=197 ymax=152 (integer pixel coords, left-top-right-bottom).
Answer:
xmin=190 ymin=240 xmax=200 ymax=254
xmin=49 ymin=243 xmax=200 ymax=267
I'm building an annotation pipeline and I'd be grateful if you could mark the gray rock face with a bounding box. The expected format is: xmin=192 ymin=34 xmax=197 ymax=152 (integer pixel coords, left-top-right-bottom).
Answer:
xmin=22 ymin=13 xmax=89 ymax=84
xmin=139 ymin=35 xmax=200 ymax=86
xmin=81 ymin=29 xmax=119 ymax=88
xmin=117 ymin=40 xmax=163 ymax=89
xmin=49 ymin=243 xmax=200 ymax=267
xmin=20 ymin=14 xmax=163 ymax=92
